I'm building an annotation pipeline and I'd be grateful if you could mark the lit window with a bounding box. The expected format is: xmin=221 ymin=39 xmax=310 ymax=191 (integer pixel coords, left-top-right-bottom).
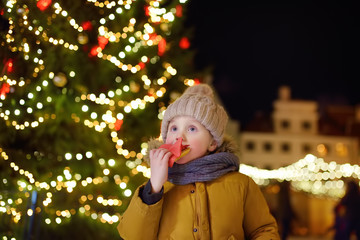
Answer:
xmin=336 ymin=143 xmax=348 ymax=157
xmin=317 ymin=144 xmax=329 ymax=156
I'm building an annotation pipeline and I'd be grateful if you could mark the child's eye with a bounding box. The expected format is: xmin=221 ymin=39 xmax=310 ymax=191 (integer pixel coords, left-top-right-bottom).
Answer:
xmin=169 ymin=126 xmax=177 ymax=132
xmin=188 ymin=126 xmax=197 ymax=132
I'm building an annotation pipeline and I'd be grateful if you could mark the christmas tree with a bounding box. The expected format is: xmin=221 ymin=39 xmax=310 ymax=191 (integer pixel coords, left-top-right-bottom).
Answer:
xmin=0 ymin=0 xmax=199 ymax=238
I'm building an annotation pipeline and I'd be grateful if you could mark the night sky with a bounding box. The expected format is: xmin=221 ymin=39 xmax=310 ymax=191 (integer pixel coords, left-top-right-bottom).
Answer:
xmin=186 ymin=1 xmax=359 ymax=128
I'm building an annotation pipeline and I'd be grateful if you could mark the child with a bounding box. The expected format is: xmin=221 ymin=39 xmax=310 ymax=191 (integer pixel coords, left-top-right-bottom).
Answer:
xmin=117 ymin=84 xmax=280 ymax=240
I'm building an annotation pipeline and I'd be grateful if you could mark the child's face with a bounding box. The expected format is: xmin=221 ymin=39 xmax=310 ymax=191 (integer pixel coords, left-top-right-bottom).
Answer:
xmin=166 ymin=115 xmax=217 ymax=164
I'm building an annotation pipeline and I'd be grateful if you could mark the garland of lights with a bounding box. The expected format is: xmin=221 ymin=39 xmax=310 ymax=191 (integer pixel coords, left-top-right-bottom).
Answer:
xmin=241 ymin=154 xmax=360 ymax=198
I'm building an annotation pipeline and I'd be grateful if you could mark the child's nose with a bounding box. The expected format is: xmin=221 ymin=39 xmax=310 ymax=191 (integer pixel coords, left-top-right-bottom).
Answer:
xmin=176 ymin=134 xmax=186 ymax=142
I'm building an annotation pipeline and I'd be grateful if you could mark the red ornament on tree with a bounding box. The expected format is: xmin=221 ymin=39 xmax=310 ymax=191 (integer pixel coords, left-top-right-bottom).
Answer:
xmin=114 ymin=119 xmax=123 ymax=131
xmin=138 ymin=62 xmax=146 ymax=69
xmin=97 ymin=36 xmax=108 ymax=49
xmin=158 ymin=38 xmax=166 ymax=56
xmin=175 ymin=5 xmax=183 ymax=17
xmin=144 ymin=6 xmax=150 ymax=16
xmin=0 ymin=83 xmax=10 ymax=99
xmin=3 ymin=58 xmax=14 ymax=73
xmin=179 ymin=37 xmax=190 ymax=49
xmin=149 ymin=33 xmax=157 ymax=41
xmin=89 ymin=46 xmax=99 ymax=57
xmin=37 ymin=0 xmax=52 ymax=11
xmin=88 ymin=36 xmax=109 ymax=57
xmin=81 ymin=21 xmax=93 ymax=31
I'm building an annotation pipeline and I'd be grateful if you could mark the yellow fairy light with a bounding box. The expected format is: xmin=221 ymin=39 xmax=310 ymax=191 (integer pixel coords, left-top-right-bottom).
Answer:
xmin=103 ymin=169 xmax=110 ymax=175
xmin=55 ymin=217 xmax=62 ymax=224
xmin=108 ymin=159 xmax=115 ymax=167
xmin=65 ymin=153 xmax=72 ymax=161
xmin=123 ymin=189 xmax=132 ymax=197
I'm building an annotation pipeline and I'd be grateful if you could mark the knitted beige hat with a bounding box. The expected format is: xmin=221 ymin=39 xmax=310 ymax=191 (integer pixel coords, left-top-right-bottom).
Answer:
xmin=161 ymin=84 xmax=228 ymax=146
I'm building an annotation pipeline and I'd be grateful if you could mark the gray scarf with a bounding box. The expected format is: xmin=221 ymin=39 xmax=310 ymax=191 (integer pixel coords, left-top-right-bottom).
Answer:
xmin=168 ymin=152 xmax=239 ymax=185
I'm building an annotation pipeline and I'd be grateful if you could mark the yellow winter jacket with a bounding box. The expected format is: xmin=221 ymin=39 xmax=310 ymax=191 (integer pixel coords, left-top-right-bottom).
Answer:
xmin=117 ymin=171 xmax=280 ymax=240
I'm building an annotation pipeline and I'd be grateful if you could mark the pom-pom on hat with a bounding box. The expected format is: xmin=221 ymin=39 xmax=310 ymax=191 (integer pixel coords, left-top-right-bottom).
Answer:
xmin=161 ymin=84 xmax=228 ymax=146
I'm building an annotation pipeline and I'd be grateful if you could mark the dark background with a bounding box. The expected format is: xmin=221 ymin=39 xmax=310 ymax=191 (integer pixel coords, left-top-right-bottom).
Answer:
xmin=186 ymin=1 xmax=360 ymax=128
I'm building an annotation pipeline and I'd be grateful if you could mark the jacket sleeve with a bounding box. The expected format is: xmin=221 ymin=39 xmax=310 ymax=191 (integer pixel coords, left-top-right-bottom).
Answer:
xmin=142 ymin=180 xmax=164 ymax=204
xmin=243 ymin=176 xmax=280 ymax=240
xmin=117 ymin=184 xmax=163 ymax=240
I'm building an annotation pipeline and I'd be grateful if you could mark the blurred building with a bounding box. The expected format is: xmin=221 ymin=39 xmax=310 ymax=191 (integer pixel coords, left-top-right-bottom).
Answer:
xmin=237 ymin=85 xmax=360 ymax=238
xmin=240 ymin=85 xmax=360 ymax=169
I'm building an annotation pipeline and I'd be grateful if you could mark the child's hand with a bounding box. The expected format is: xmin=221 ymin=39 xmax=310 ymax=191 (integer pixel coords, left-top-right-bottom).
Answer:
xmin=149 ymin=148 xmax=172 ymax=193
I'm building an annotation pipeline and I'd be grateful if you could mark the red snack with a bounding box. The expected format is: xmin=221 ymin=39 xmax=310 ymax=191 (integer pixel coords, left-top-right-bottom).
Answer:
xmin=159 ymin=137 xmax=190 ymax=167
